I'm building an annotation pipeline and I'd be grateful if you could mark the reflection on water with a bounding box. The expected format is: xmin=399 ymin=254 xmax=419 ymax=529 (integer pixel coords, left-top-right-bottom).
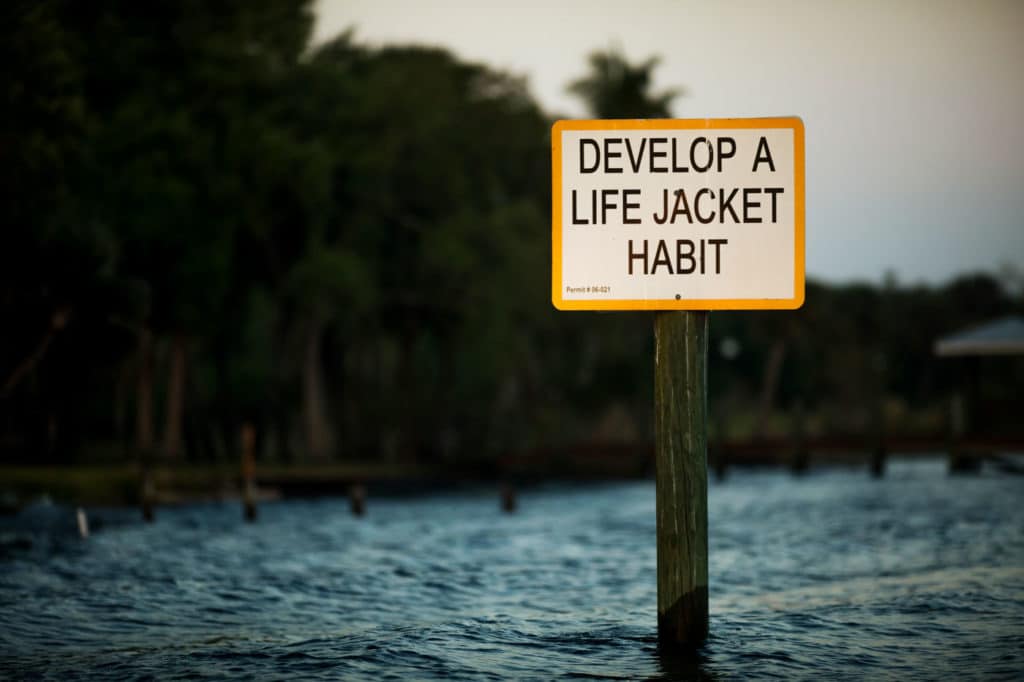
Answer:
xmin=1 ymin=458 xmax=1022 ymax=679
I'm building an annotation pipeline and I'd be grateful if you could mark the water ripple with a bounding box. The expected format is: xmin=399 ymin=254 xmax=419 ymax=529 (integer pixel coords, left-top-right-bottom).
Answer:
xmin=1 ymin=459 xmax=1022 ymax=679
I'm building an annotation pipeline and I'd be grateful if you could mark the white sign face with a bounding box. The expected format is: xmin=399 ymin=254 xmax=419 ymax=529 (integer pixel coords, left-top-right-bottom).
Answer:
xmin=552 ymin=118 xmax=804 ymax=310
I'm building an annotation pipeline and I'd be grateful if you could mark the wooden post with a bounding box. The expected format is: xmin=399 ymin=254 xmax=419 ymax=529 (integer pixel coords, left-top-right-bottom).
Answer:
xmin=76 ymin=507 xmax=90 ymax=538
xmin=241 ymin=423 xmax=257 ymax=522
xmin=790 ymin=400 xmax=809 ymax=474
xmin=947 ymin=392 xmax=979 ymax=473
xmin=500 ymin=482 xmax=517 ymax=513
xmin=869 ymin=444 xmax=886 ymax=478
xmin=140 ymin=457 xmax=155 ymax=523
xmin=654 ymin=311 xmax=709 ymax=648
xmin=869 ymin=352 xmax=887 ymax=477
xmin=869 ymin=399 xmax=886 ymax=478
xmin=349 ymin=483 xmax=366 ymax=517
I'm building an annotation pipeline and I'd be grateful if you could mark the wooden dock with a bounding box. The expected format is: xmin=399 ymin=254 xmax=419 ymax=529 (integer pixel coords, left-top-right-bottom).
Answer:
xmin=2 ymin=436 xmax=1021 ymax=509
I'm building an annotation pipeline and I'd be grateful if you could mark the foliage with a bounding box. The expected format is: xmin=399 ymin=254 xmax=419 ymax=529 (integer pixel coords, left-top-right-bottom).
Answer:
xmin=567 ymin=47 xmax=679 ymax=119
xmin=1 ymin=5 xmax=1021 ymax=466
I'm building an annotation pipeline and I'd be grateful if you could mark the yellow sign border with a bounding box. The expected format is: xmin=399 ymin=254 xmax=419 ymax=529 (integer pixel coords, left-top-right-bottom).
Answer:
xmin=551 ymin=117 xmax=805 ymax=311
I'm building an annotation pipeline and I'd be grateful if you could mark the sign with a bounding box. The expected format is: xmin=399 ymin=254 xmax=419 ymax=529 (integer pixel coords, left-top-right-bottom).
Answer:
xmin=551 ymin=117 xmax=804 ymax=310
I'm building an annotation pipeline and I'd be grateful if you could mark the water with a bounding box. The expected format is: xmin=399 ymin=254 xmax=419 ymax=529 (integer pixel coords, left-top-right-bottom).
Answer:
xmin=1 ymin=458 xmax=1022 ymax=680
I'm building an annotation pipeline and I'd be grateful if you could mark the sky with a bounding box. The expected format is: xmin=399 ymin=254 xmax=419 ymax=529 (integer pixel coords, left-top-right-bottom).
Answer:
xmin=313 ymin=0 xmax=1024 ymax=286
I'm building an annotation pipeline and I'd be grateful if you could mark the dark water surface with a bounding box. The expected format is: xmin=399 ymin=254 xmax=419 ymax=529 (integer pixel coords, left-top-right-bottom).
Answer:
xmin=2 ymin=458 xmax=1022 ymax=680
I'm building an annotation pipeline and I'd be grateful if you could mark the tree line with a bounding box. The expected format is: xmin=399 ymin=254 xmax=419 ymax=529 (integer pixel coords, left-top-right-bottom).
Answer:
xmin=2 ymin=1 xmax=1020 ymax=467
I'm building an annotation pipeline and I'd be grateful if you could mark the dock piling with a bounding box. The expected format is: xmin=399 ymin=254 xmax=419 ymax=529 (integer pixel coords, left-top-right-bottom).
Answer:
xmin=654 ymin=311 xmax=709 ymax=648
xmin=77 ymin=507 xmax=90 ymax=538
xmin=140 ymin=465 xmax=155 ymax=523
xmin=869 ymin=400 xmax=887 ymax=477
xmin=947 ymin=392 xmax=980 ymax=473
xmin=349 ymin=483 xmax=366 ymax=517
xmin=790 ymin=401 xmax=809 ymax=474
xmin=241 ymin=423 xmax=257 ymax=521
xmin=500 ymin=483 xmax=517 ymax=513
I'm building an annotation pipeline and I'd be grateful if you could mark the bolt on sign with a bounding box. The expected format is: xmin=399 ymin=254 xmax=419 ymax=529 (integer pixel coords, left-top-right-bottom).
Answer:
xmin=551 ymin=118 xmax=805 ymax=310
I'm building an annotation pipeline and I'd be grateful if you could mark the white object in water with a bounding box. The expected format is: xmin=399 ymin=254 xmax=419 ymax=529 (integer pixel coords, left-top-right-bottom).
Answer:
xmin=77 ymin=507 xmax=90 ymax=538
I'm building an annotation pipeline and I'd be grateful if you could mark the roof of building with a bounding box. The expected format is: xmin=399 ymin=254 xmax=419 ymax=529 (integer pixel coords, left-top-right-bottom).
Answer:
xmin=934 ymin=315 xmax=1024 ymax=356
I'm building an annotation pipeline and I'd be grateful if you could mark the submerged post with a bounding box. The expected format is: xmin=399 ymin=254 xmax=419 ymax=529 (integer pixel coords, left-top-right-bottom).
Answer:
xmin=140 ymin=455 xmax=155 ymax=523
xmin=790 ymin=400 xmax=809 ymax=474
xmin=947 ymin=392 xmax=979 ymax=473
xmin=869 ymin=399 xmax=886 ymax=477
xmin=654 ymin=311 xmax=709 ymax=647
xmin=241 ymin=423 xmax=257 ymax=522
xmin=500 ymin=482 xmax=517 ymax=513
xmin=77 ymin=507 xmax=90 ymax=538
xmin=349 ymin=483 xmax=366 ymax=517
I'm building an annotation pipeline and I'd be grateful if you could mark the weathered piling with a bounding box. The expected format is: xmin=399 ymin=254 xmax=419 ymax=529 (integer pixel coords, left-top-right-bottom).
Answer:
xmin=500 ymin=483 xmax=517 ymax=513
xmin=76 ymin=507 xmax=90 ymax=538
xmin=140 ymin=462 xmax=155 ymax=523
xmin=869 ymin=400 xmax=886 ymax=477
xmin=790 ymin=400 xmax=809 ymax=474
xmin=654 ymin=311 xmax=709 ymax=648
xmin=869 ymin=445 xmax=886 ymax=478
xmin=349 ymin=483 xmax=366 ymax=517
xmin=947 ymin=392 xmax=980 ymax=473
xmin=241 ymin=423 xmax=257 ymax=521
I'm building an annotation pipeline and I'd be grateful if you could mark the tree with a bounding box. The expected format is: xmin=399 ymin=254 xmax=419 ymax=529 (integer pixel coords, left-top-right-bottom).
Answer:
xmin=0 ymin=1 xmax=150 ymax=461
xmin=59 ymin=0 xmax=318 ymax=460
xmin=567 ymin=47 xmax=679 ymax=119
xmin=308 ymin=44 xmax=550 ymax=461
